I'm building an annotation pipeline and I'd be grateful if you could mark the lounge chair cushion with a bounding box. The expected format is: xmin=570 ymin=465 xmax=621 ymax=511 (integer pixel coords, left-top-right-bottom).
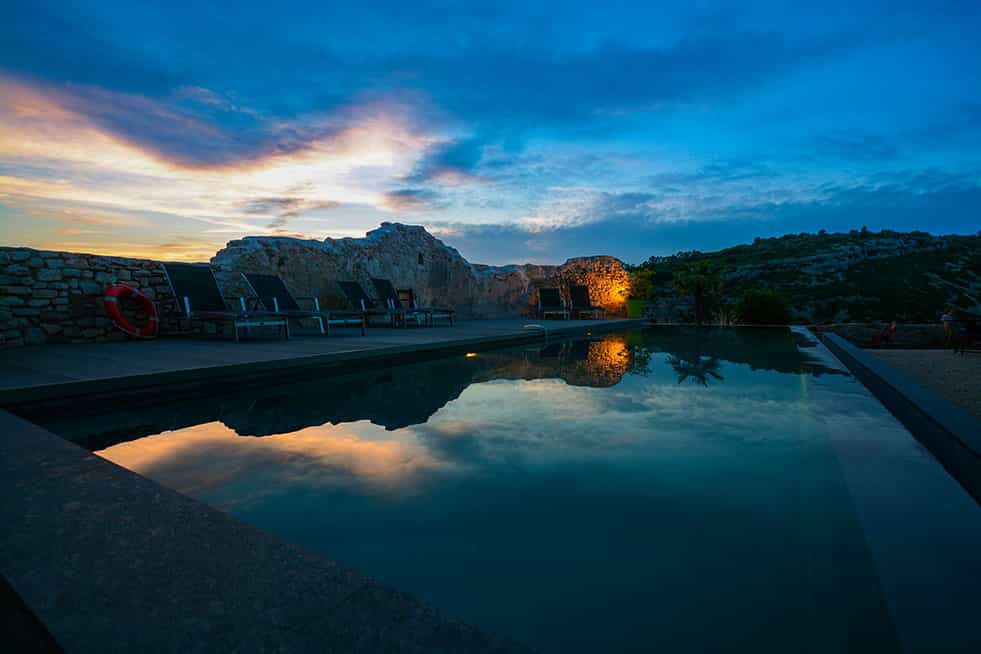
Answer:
xmin=244 ymin=273 xmax=304 ymax=312
xmin=163 ymin=262 xmax=230 ymax=314
xmin=539 ymin=288 xmax=564 ymax=308
xmin=569 ymin=285 xmax=597 ymax=308
xmin=371 ymin=278 xmax=402 ymax=307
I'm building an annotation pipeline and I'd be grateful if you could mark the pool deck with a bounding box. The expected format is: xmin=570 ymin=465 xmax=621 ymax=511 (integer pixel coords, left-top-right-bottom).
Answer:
xmin=869 ymin=348 xmax=981 ymax=421
xmin=0 ymin=318 xmax=640 ymax=408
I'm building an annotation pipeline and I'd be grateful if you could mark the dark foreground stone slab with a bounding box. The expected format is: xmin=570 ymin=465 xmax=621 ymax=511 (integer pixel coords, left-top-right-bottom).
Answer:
xmin=0 ymin=573 xmax=62 ymax=653
xmin=0 ymin=411 xmax=527 ymax=653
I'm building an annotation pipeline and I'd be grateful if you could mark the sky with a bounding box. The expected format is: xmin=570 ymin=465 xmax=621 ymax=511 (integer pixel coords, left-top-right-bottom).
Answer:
xmin=1 ymin=1 xmax=980 ymax=265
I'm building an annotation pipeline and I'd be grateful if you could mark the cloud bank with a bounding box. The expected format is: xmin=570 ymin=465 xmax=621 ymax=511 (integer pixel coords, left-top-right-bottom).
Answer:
xmin=1 ymin=0 xmax=980 ymax=262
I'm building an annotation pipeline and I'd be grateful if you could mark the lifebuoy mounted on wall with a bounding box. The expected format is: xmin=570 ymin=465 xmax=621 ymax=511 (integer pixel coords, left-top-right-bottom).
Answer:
xmin=103 ymin=283 xmax=159 ymax=339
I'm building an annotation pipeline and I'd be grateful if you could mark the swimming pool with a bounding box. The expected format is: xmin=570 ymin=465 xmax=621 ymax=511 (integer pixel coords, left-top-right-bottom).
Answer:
xmin=33 ymin=327 xmax=981 ymax=652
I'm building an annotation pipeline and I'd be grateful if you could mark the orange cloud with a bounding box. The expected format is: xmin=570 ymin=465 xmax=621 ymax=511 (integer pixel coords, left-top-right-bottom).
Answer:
xmin=0 ymin=75 xmax=444 ymax=258
xmin=97 ymin=420 xmax=451 ymax=501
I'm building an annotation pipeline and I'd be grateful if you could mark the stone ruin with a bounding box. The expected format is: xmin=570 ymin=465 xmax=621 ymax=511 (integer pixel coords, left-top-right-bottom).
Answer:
xmin=212 ymin=223 xmax=630 ymax=320
xmin=1 ymin=223 xmax=630 ymax=347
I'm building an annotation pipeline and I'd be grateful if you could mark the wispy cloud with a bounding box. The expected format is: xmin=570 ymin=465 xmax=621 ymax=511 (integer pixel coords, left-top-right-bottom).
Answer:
xmin=380 ymin=188 xmax=444 ymax=212
xmin=0 ymin=76 xmax=436 ymax=244
xmin=405 ymin=138 xmax=487 ymax=184
xmin=240 ymin=196 xmax=341 ymax=229
xmin=423 ymin=168 xmax=981 ymax=264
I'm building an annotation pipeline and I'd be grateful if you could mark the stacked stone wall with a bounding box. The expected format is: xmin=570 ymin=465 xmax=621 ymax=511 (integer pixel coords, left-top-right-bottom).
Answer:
xmin=0 ymin=248 xmax=186 ymax=347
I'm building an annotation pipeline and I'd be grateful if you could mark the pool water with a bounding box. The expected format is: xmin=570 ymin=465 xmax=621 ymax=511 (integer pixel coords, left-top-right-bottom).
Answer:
xmin=36 ymin=328 xmax=981 ymax=652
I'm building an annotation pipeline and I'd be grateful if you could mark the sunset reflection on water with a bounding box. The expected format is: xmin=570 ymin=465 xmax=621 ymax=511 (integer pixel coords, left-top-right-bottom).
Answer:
xmin=53 ymin=328 xmax=981 ymax=654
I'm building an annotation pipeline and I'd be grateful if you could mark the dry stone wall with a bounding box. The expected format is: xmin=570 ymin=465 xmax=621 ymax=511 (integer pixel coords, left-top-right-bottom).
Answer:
xmin=0 ymin=247 xmax=184 ymax=347
xmin=1 ymin=223 xmax=630 ymax=347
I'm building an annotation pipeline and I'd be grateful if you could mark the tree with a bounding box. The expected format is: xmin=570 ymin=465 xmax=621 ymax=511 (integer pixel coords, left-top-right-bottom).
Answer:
xmin=667 ymin=355 xmax=724 ymax=386
xmin=736 ymin=289 xmax=791 ymax=324
xmin=628 ymin=268 xmax=655 ymax=300
xmin=674 ymin=261 xmax=722 ymax=326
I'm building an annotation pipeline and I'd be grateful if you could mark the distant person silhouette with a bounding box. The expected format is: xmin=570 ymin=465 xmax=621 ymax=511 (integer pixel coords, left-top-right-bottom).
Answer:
xmin=872 ymin=320 xmax=896 ymax=346
xmin=942 ymin=308 xmax=955 ymax=347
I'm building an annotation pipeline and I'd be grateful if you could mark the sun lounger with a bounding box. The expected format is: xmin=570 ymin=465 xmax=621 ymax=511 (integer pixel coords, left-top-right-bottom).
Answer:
xmin=369 ymin=278 xmax=427 ymax=326
xmin=418 ymin=299 xmax=455 ymax=326
xmin=371 ymin=278 xmax=455 ymax=327
xmin=242 ymin=272 xmax=366 ymax=335
xmin=337 ymin=280 xmax=401 ymax=327
xmin=161 ymin=262 xmax=288 ymax=341
xmin=568 ymin=284 xmax=605 ymax=319
xmin=537 ymin=288 xmax=569 ymax=320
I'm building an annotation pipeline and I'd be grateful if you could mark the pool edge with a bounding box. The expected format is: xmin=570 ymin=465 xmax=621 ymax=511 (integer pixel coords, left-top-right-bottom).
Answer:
xmin=818 ymin=332 xmax=981 ymax=505
xmin=1 ymin=319 xmax=643 ymax=410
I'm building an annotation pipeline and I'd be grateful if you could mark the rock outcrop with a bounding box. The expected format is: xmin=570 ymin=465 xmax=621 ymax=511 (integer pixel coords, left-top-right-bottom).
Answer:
xmin=0 ymin=223 xmax=629 ymax=347
xmin=212 ymin=223 xmax=629 ymax=319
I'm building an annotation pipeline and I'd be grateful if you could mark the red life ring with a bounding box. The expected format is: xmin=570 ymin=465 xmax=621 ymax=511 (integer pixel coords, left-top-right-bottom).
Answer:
xmin=103 ymin=284 xmax=159 ymax=339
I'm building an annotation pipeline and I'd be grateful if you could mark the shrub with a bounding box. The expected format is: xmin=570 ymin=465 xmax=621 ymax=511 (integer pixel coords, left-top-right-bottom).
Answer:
xmin=628 ymin=269 xmax=655 ymax=300
xmin=736 ymin=289 xmax=791 ymax=324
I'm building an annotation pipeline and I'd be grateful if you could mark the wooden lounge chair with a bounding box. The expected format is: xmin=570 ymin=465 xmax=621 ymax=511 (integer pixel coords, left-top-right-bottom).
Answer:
xmin=337 ymin=280 xmax=401 ymax=327
xmin=568 ymin=284 xmax=605 ymax=319
xmin=537 ymin=288 xmax=569 ymax=320
xmin=371 ymin=278 xmax=455 ymax=327
xmin=242 ymin=273 xmax=365 ymax=336
xmin=161 ymin=262 xmax=288 ymax=342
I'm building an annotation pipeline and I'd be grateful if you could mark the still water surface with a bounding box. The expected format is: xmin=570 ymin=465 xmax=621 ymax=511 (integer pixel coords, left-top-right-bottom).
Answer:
xmin=39 ymin=328 xmax=981 ymax=652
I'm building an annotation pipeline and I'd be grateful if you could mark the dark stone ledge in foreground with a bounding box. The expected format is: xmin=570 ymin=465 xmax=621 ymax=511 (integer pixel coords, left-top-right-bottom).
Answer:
xmin=0 ymin=410 xmax=528 ymax=653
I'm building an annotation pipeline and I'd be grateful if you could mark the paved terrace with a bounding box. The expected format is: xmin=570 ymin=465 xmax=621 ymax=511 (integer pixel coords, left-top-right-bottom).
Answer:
xmin=870 ymin=349 xmax=981 ymax=421
xmin=0 ymin=318 xmax=637 ymax=652
xmin=0 ymin=318 xmax=639 ymax=407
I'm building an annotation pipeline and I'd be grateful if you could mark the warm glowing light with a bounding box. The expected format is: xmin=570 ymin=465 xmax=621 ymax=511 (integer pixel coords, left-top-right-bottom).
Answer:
xmin=465 ymin=352 xmax=478 ymax=358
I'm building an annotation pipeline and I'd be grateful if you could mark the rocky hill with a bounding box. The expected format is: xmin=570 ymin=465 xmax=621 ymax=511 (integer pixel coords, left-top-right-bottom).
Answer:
xmin=636 ymin=229 xmax=981 ymax=323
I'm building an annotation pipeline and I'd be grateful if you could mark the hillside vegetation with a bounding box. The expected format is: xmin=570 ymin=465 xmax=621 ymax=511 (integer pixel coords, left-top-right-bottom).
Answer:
xmin=633 ymin=229 xmax=981 ymax=323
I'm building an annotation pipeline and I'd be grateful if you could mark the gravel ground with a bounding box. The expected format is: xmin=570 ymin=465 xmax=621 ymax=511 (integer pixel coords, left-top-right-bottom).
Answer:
xmin=870 ymin=349 xmax=981 ymax=421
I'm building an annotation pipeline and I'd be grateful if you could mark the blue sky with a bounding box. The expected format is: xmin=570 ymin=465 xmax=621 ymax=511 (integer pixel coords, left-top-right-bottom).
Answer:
xmin=1 ymin=1 xmax=979 ymax=264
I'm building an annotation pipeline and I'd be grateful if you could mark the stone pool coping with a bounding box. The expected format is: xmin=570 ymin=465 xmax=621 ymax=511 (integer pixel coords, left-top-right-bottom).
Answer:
xmin=819 ymin=333 xmax=981 ymax=504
